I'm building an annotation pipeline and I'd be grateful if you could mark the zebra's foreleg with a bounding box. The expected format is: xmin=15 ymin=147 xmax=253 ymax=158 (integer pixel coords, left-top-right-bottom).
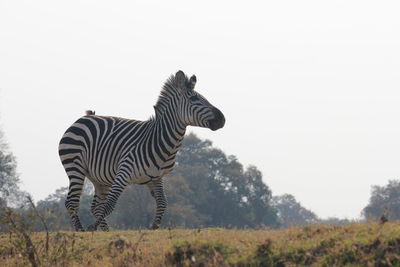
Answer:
xmin=147 ymin=179 xmax=167 ymax=230
xmin=87 ymin=175 xmax=128 ymax=231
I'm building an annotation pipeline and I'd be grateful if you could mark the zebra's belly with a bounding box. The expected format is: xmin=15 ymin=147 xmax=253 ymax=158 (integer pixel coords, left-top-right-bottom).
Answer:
xmin=130 ymin=165 xmax=174 ymax=185
xmin=130 ymin=167 xmax=163 ymax=185
xmin=85 ymin=160 xmax=174 ymax=186
xmin=87 ymin=170 xmax=152 ymax=186
xmin=131 ymin=176 xmax=152 ymax=185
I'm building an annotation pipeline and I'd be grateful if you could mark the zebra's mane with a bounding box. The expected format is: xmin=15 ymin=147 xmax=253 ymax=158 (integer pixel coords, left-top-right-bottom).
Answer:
xmin=153 ymin=74 xmax=189 ymax=119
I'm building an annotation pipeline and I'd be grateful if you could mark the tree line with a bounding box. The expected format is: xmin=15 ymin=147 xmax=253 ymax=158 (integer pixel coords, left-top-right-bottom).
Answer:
xmin=0 ymin=127 xmax=398 ymax=230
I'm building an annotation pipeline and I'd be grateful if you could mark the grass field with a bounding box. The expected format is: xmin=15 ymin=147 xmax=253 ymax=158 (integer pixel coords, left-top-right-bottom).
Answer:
xmin=1 ymin=222 xmax=400 ymax=266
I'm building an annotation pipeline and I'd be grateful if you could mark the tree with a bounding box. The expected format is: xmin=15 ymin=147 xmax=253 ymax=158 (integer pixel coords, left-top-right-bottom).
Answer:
xmin=0 ymin=127 xmax=26 ymax=207
xmin=362 ymin=180 xmax=400 ymax=221
xmin=272 ymin=194 xmax=318 ymax=227
xmin=318 ymin=217 xmax=352 ymax=226
xmin=173 ymin=133 xmax=278 ymax=228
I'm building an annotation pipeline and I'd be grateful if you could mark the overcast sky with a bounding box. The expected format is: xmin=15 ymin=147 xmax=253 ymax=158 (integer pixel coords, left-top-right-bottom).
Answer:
xmin=1 ymin=0 xmax=399 ymax=219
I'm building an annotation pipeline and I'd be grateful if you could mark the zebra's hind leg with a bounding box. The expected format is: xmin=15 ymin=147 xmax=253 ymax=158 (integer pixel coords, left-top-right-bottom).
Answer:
xmin=90 ymin=183 xmax=110 ymax=232
xmin=65 ymin=172 xmax=86 ymax=232
xmin=147 ymin=179 xmax=167 ymax=230
xmin=87 ymin=172 xmax=129 ymax=231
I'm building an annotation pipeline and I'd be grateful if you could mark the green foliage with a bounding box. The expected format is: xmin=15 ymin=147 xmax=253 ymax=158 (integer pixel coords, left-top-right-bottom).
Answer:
xmin=170 ymin=133 xmax=278 ymax=228
xmin=272 ymin=194 xmax=318 ymax=227
xmin=0 ymin=129 xmax=26 ymax=207
xmin=318 ymin=217 xmax=353 ymax=226
xmin=363 ymin=180 xmax=400 ymax=221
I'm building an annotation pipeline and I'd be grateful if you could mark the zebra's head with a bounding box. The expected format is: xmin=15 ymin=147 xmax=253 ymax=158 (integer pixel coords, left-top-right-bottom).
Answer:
xmin=173 ymin=70 xmax=225 ymax=131
xmin=155 ymin=71 xmax=225 ymax=130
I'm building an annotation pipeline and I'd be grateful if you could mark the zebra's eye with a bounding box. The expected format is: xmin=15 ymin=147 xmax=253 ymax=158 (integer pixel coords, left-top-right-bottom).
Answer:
xmin=189 ymin=95 xmax=200 ymax=102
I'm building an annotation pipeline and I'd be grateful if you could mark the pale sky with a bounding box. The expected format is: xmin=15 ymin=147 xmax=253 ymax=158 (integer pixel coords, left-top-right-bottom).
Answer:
xmin=1 ymin=0 xmax=399 ymax=219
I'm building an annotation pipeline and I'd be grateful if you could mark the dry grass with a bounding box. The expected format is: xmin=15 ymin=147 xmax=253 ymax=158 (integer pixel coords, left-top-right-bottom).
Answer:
xmin=1 ymin=222 xmax=400 ymax=266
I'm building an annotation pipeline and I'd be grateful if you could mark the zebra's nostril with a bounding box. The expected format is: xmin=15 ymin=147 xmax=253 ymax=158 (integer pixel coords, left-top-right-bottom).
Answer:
xmin=208 ymin=107 xmax=225 ymax=131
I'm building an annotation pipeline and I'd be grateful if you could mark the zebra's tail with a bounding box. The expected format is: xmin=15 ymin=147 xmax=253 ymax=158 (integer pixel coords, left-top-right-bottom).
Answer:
xmin=85 ymin=110 xmax=95 ymax=116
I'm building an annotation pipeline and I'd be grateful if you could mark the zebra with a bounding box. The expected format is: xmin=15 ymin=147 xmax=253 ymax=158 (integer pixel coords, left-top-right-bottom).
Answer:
xmin=58 ymin=70 xmax=225 ymax=231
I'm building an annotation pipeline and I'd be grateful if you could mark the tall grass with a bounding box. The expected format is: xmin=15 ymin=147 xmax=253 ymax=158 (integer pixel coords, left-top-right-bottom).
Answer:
xmin=0 ymin=222 xmax=400 ymax=266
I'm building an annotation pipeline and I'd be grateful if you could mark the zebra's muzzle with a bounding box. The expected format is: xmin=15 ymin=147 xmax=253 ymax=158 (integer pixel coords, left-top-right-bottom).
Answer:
xmin=208 ymin=107 xmax=225 ymax=131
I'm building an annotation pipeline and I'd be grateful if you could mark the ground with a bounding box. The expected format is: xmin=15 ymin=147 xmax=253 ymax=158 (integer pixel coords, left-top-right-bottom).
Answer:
xmin=1 ymin=222 xmax=400 ymax=266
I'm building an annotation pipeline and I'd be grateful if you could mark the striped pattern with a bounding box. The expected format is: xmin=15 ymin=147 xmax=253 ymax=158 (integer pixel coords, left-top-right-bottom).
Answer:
xmin=59 ymin=71 xmax=225 ymax=231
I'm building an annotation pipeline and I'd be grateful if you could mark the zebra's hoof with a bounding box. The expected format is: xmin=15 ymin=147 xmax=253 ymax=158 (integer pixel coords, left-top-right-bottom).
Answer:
xmin=100 ymin=225 xmax=110 ymax=232
xmin=150 ymin=223 xmax=160 ymax=230
xmin=76 ymin=228 xmax=85 ymax=232
xmin=87 ymin=224 xmax=98 ymax=232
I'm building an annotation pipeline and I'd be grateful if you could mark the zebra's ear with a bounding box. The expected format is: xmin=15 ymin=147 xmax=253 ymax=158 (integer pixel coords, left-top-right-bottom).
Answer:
xmin=188 ymin=75 xmax=196 ymax=90
xmin=175 ymin=70 xmax=186 ymax=88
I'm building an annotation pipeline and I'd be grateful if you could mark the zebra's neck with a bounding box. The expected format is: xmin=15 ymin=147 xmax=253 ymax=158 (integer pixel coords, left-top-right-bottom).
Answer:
xmin=148 ymin=104 xmax=186 ymax=166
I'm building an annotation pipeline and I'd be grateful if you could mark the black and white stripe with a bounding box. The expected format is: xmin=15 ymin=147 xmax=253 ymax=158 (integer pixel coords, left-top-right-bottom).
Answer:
xmin=59 ymin=71 xmax=225 ymax=231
